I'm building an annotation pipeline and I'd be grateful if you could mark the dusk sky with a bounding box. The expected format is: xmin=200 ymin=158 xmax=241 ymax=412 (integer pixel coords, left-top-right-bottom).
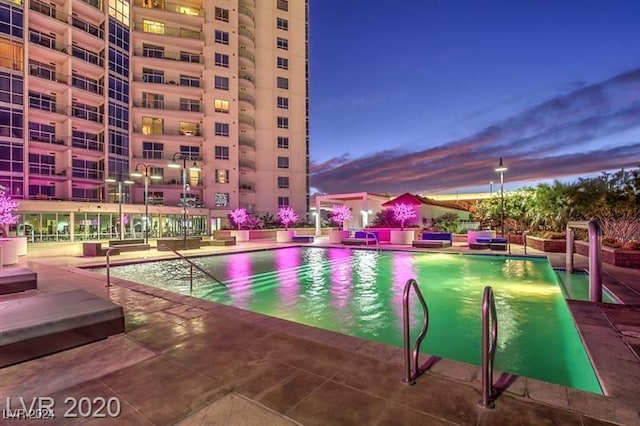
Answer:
xmin=308 ymin=0 xmax=640 ymax=195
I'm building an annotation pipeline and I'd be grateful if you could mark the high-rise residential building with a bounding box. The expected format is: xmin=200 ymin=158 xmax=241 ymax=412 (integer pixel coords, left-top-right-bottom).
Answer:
xmin=0 ymin=0 xmax=309 ymax=242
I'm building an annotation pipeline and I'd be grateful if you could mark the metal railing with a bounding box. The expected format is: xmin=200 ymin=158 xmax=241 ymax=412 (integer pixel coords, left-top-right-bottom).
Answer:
xmin=566 ymin=220 xmax=603 ymax=302
xmin=364 ymin=232 xmax=380 ymax=251
xmin=478 ymin=286 xmax=498 ymax=409
xmin=105 ymin=248 xmax=120 ymax=287
xmin=159 ymin=245 xmax=226 ymax=292
xmin=402 ymin=279 xmax=429 ymax=385
xmin=522 ymin=231 xmax=528 ymax=255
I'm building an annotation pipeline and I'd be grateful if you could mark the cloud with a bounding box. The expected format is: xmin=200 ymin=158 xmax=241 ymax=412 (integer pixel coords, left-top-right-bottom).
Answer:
xmin=311 ymin=67 xmax=640 ymax=194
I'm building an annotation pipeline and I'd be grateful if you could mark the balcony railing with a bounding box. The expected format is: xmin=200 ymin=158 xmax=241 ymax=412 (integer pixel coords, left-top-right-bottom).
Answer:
xmin=239 ymin=160 xmax=255 ymax=170
xmin=134 ymin=0 xmax=204 ymax=17
xmin=72 ymin=168 xmax=104 ymax=181
xmin=239 ymin=137 xmax=255 ymax=149
xmin=238 ymin=92 xmax=255 ymax=106
xmin=30 ymin=165 xmax=67 ymax=177
xmin=133 ymin=126 xmax=202 ymax=137
xmin=80 ymin=0 xmax=103 ymax=11
xmin=134 ymin=48 xmax=203 ymax=63
xmin=238 ymin=5 xmax=255 ymax=21
xmin=239 ymin=0 xmax=256 ymax=7
xmin=29 ymin=64 xmax=68 ymax=84
xmin=29 ymin=132 xmax=66 ymax=146
xmin=72 ymin=135 xmax=104 ymax=152
xmin=134 ymin=75 xmax=202 ymax=88
xmin=134 ymin=22 xmax=203 ymax=40
xmin=239 ymin=182 xmax=255 ymax=192
xmin=28 ymin=96 xmax=66 ymax=115
xmin=238 ymin=70 xmax=255 ymax=84
xmin=238 ymin=48 xmax=255 ymax=65
xmin=238 ymin=27 xmax=255 ymax=42
xmin=30 ymin=0 xmax=68 ymax=23
xmin=239 ymin=114 xmax=255 ymax=128
xmin=72 ymin=45 xmax=104 ymax=67
xmin=72 ymin=16 xmax=104 ymax=39
xmin=157 ymin=178 xmax=203 ymax=186
xmin=133 ymin=100 xmax=202 ymax=112
xmin=71 ymin=105 xmax=104 ymax=123
xmin=29 ymin=31 xmax=68 ymax=54
xmin=71 ymin=75 xmax=104 ymax=95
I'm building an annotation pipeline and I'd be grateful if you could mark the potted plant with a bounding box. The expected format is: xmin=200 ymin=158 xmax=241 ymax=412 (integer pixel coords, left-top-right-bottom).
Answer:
xmin=329 ymin=205 xmax=352 ymax=243
xmin=276 ymin=206 xmax=298 ymax=242
xmin=390 ymin=203 xmax=417 ymax=245
xmin=0 ymin=189 xmax=22 ymax=263
xmin=229 ymin=208 xmax=250 ymax=242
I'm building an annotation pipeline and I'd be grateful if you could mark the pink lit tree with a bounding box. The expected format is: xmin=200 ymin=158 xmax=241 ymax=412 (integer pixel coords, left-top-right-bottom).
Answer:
xmin=277 ymin=206 xmax=299 ymax=230
xmin=392 ymin=203 xmax=416 ymax=230
xmin=330 ymin=205 xmax=352 ymax=230
xmin=229 ymin=208 xmax=249 ymax=230
xmin=0 ymin=189 xmax=19 ymax=237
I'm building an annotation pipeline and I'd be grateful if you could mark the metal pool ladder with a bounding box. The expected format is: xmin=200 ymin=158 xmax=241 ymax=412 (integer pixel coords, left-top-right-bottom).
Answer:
xmin=159 ymin=245 xmax=227 ymax=292
xmin=365 ymin=232 xmax=380 ymax=251
xmin=478 ymin=285 xmax=498 ymax=409
xmin=402 ymin=278 xmax=429 ymax=385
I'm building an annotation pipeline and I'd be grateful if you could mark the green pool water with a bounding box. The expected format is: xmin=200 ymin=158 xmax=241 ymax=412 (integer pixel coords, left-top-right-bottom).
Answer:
xmin=98 ymin=247 xmax=602 ymax=394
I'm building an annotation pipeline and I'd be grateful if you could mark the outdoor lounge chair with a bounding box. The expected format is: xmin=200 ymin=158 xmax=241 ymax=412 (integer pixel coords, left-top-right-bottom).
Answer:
xmin=412 ymin=232 xmax=453 ymax=248
xmin=470 ymin=237 xmax=508 ymax=250
xmin=342 ymin=231 xmax=379 ymax=246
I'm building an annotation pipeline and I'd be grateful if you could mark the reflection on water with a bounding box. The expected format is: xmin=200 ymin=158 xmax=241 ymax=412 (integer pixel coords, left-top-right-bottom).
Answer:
xmin=96 ymin=247 xmax=601 ymax=393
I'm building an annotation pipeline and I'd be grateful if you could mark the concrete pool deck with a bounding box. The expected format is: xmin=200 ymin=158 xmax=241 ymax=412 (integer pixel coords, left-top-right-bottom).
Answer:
xmin=0 ymin=238 xmax=638 ymax=425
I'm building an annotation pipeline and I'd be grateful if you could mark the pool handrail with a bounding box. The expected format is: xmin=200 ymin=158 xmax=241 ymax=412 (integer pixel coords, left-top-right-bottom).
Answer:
xmin=478 ymin=285 xmax=498 ymax=409
xmin=158 ymin=244 xmax=227 ymax=291
xmin=364 ymin=231 xmax=380 ymax=251
xmin=402 ymin=278 xmax=429 ymax=385
xmin=105 ymin=248 xmax=119 ymax=287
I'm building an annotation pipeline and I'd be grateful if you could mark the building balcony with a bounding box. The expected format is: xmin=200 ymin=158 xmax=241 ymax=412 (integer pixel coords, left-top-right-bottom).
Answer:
xmin=132 ymin=48 xmax=203 ymax=74
xmin=239 ymin=137 xmax=255 ymax=150
xmin=75 ymin=0 xmax=105 ymax=22
xmin=132 ymin=126 xmax=204 ymax=141
xmin=133 ymin=0 xmax=204 ymax=22
xmin=133 ymin=100 xmax=203 ymax=113
xmin=71 ymin=45 xmax=105 ymax=68
xmin=238 ymin=92 xmax=255 ymax=107
xmin=29 ymin=0 xmax=68 ymax=34
xmin=71 ymin=74 xmax=104 ymax=96
xmin=238 ymin=5 xmax=255 ymax=27
xmin=239 ymin=182 xmax=255 ymax=193
xmin=238 ymin=27 xmax=255 ymax=49
xmin=71 ymin=18 xmax=106 ymax=51
xmin=29 ymin=32 xmax=69 ymax=59
xmin=29 ymin=166 xmax=69 ymax=180
xmin=238 ymin=48 xmax=255 ymax=68
xmin=239 ymin=114 xmax=255 ymax=129
xmin=71 ymin=168 xmax=104 ymax=182
xmin=238 ymin=70 xmax=255 ymax=88
xmin=71 ymin=134 xmax=105 ymax=152
xmin=239 ymin=159 xmax=255 ymax=171
xmin=133 ymin=22 xmax=204 ymax=50
xmin=132 ymin=75 xmax=204 ymax=95
xmin=29 ymin=64 xmax=68 ymax=85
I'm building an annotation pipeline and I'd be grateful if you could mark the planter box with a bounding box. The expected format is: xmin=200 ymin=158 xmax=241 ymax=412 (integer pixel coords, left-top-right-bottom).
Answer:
xmin=390 ymin=230 xmax=415 ymax=245
xmin=507 ymin=233 xmax=524 ymax=245
xmin=230 ymin=230 xmax=250 ymax=242
xmin=276 ymin=230 xmax=294 ymax=243
xmin=575 ymin=240 xmax=640 ymax=268
xmin=329 ymin=230 xmax=349 ymax=243
xmin=526 ymin=236 xmax=566 ymax=252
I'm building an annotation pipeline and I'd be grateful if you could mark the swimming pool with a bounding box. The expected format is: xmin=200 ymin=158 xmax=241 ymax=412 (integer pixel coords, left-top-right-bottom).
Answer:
xmin=96 ymin=247 xmax=602 ymax=394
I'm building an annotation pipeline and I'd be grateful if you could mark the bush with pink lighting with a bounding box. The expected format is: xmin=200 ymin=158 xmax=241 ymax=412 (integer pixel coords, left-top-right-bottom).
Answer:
xmin=229 ymin=208 xmax=249 ymax=230
xmin=330 ymin=205 xmax=352 ymax=230
xmin=392 ymin=203 xmax=416 ymax=230
xmin=0 ymin=189 xmax=19 ymax=237
xmin=277 ymin=206 xmax=299 ymax=230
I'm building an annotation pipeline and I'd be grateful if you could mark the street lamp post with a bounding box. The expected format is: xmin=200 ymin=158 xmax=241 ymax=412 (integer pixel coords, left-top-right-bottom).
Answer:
xmin=168 ymin=153 xmax=201 ymax=249
xmin=494 ymin=158 xmax=508 ymax=237
xmin=105 ymin=176 xmax=134 ymax=240
xmin=489 ymin=181 xmax=494 ymax=197
xmin=131 ymin=163 xmax=162 ymax=244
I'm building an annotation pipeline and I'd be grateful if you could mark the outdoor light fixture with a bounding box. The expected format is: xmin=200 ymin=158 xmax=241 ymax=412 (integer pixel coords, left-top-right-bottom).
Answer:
xmin=494 ymin=158 xmax=508 ymax=237
xmin=105 ymin=176 xmax=133 ymax=240
xmin=130 ymin=163 xmax=162 ymax=244
xmin=168 ymin=153 xmax=201 ymax=249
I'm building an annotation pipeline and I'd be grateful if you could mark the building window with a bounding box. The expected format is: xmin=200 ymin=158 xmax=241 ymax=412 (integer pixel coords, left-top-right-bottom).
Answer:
xmin=277 ymin=176 xmax=289 ymax=189
xmin=0 ymin=38 xmax=23 ymax=71
xmin=215 ymin=30 xmax=229 ymax=45
xmin=142 ymin=117 xmax=163 ymax=135
xmin=180 ymin=145 xmax=200 ymax=158
xmin=180 ymin=74 xmax=200 ymax=87
xmin=215 ymin=7 xmax=229 ymax=22
xmin=214 ymin=192 xmax=229 ymax=207
xmin=277 ymin=37 xmax=288 ymax=50
xmin=142 ymin=19 xmax=165 ymax=35
xmin=142 ymin=142 xmax=164 ymax=159
xmin=215 ymin=122 xmax=229 ymax=136
xmin=0 ymin=2 xmax=24 ymax=38
xmin=215 ymin=146 xmax=229 ymax=160
xmin=215 ymin=169 xmax=229 ymax=184
xmin=277 ymin=156 xmax=289 ymax=169
xmin=0 ymin=140 xmax=23 ymax=172
xmin=277 ymin=97 xmax=289 ymax=109
xmin=277 ymin=117 xmax=289 ymax=129
xmin=277 ymin=136 xmax=289 ymax=149
xmin=108 ymin=130 xmax=129 ymax=156
xmin=214 ymin=75 xmax=229 ymax=90
xmin=276 ymin=57 xmax=288 ymax=70
xmin=278 ymin=196 xmax=290 ymax=208
xmin=277 ymin=77 xmax=289 ymax=89
xmin=215 ymin=53 xmax=229 ymax=68
xmin=277 ymin=0 xmax=288 ymax=12
xmin=0 ymin=71 xmax=23 ymax=104
xmin=179 ymin=98 xmax=200 ymax=112
xmin=276 ymin=17 xmax=288 ymax=31
xmin=142 ymin=68 xmax=164 ymax=84
xmin=214 ymin=99 xmax=229 ymax=113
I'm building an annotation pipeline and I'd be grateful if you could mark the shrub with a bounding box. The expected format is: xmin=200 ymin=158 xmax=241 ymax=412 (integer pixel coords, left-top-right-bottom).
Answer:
xmin=602 ymin=236 xmax=622 ymax=248
xmin=622 ymin=240 xmax=640 ymax=250
xmin=542 ymin=231 xmax=566 ymax=240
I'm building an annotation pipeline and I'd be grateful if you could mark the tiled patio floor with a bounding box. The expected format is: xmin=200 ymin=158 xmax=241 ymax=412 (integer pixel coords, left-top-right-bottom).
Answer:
xmin=1 ymin=239 xmax=639 ymax=425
